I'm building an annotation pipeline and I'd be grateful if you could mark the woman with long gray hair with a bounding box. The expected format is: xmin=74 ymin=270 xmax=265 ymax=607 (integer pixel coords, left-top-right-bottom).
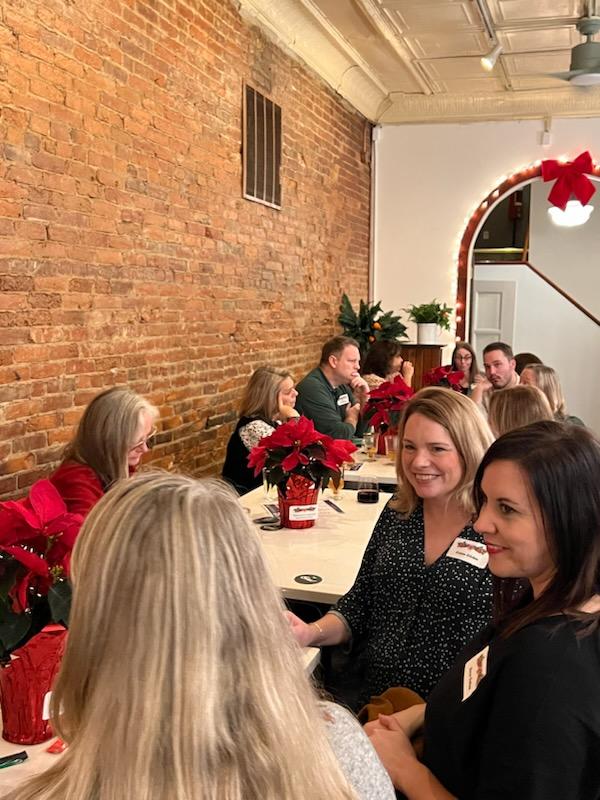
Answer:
xmin=5 ymin=473 xmax=393 ymax=800
xmin=50 ymin=386 xmax=159 ymax=517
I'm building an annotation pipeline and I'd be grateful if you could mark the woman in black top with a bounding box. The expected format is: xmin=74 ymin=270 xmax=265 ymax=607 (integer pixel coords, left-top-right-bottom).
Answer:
xmin=222 ymin=366 xmax=299 ymax=494
xmin=367 ymin=421 xmax=600 ymax=800
xmin=288 ymin=388 xmax=494 ymax=706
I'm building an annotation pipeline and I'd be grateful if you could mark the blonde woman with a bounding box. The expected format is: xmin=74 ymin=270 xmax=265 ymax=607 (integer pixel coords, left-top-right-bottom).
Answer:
xmin=222 ymin=365 xmax=299 ymax=494
xmin=5 ymin=473 xmax=394 ymax=800
xmin=520 ymin=363 xmax=585 ymax=426
xmin=487 ymin=385 xmax=554 ymax=437
xmin=289 ymin=388 xmax=495 ymax=706
xmin=50 ymin=386 xmax=158 ymax=517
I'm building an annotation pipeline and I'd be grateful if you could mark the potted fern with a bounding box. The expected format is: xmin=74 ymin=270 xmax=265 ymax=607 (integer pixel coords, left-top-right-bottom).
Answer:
xmin=405 ymin=300 xmax=453 ymax=344
xmin=338 ymin=294 xmax=407 ymax=357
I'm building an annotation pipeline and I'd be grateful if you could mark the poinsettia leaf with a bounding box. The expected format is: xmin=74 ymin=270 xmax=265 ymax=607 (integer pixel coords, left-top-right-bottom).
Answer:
xmin=0 ymin=501 xmax=41 ymax=538
xmin=48 ymin=580 xmax=72 ymax=627
xmin=0 ymin=556 xmax=23 ymax=602
xmin=2 ymin=546 xmax=48 ymax=576
xmin=0 ymin=597 xmax=32 ymax=655
xmin=28 ymin=480 xmax=67 ymax=527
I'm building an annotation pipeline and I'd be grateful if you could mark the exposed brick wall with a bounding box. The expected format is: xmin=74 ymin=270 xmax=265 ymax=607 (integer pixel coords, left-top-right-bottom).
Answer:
xmin=0 ymin=0 xmax=371 ymax=498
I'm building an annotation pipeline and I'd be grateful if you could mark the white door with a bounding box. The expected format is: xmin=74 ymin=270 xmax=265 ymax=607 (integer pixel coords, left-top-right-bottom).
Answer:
xmin=470 ymin=280 xmax=516 ymax=356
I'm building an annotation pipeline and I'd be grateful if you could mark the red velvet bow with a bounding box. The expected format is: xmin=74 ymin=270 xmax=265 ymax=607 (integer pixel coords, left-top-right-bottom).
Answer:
xmin=541 ymin=151 xmax=596 ymax=211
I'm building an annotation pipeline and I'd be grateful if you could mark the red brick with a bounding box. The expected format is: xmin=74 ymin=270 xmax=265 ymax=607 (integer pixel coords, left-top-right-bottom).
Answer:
xmin=0 ymin=0 xmax=370 ymax=498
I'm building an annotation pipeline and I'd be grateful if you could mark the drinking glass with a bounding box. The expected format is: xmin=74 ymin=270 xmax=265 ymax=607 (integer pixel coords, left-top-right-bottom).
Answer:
xmin=357 ymin=477 xmax=379 ymax=504
xmin=363 ymin=430 xmax=376 ymax=461
xmin=331 ymin=466 xmax=345 ymax=501
xmin=386 ymin=434 xmax=399 ymax=459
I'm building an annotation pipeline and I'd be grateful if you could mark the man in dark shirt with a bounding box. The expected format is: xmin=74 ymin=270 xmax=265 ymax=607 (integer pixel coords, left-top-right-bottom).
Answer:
xmin=295 ymin=336 xmax=370 ymax=439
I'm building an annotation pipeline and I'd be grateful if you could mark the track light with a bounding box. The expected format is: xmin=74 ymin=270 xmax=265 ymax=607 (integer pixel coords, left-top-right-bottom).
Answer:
xmin=481 ymin=43 xmax=502 ymax=71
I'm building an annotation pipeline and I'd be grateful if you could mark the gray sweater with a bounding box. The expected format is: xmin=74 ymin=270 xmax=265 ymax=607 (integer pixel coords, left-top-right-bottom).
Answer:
xmin=322 ymin=701 xmax=395 ymax=799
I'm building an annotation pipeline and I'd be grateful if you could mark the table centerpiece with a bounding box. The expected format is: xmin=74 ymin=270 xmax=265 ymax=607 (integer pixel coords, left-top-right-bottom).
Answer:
xmin=0 ymin=479 xmax=83 ymax=743
xmin=248 ymin=416 xmax=356 ymax=529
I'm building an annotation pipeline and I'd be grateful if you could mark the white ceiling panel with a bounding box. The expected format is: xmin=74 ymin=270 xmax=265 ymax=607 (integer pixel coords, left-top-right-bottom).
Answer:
xmin=510 ymin=74 xmax=572 ymax=89
xmin=486 ymin=0 xmax=584 ymax=23
xmin=502 ymin=49 xmax=572 ymax=74
xmin=380 ymin=1 xmax=480 ymax=33
xmin=419 ymin=55 xmax=501 ymax=79
xmin=408 ymin=29 xmax=491 ymax=59
xmin=498 ymin=25 xmax=581 ymax=52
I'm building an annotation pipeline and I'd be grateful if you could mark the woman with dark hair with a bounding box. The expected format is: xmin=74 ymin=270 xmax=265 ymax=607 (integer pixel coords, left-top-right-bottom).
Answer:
xmin=514 ymin=351 xmax=542 ymax=376
xmin=449 ymin=341 xmax=481 ymax=395
xmin=361 ymin=340 xmax=414 ymax=390
xmin=367 ymin=421 xmax=600 ymax=799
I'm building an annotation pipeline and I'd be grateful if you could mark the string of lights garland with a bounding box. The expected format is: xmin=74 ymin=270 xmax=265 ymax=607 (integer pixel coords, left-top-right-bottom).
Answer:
xmin=453 ymin=155 xmax=600 ymax=340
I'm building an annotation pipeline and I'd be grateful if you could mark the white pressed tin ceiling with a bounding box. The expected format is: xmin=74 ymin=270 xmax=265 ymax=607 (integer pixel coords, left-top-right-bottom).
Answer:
xmin=240 ymin=0 xmax=600 ymax=121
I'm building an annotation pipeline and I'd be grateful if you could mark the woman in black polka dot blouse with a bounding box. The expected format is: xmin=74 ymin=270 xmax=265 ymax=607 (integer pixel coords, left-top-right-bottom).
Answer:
xmin=289 ymin=388 xmax=495 ymax=705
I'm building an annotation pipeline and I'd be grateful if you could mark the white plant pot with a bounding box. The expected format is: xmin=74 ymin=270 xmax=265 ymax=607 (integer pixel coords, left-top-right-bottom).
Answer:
xmin=416 ymin=323 xmax=438 ymax=344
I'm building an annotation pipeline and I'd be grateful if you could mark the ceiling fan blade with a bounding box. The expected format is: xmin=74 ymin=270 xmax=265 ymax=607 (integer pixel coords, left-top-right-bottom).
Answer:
xmin=548 ymin=69 xmax=587 ymax=80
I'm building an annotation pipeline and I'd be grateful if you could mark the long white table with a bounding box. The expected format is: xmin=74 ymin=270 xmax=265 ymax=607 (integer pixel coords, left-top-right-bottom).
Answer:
xmin=343 ymin=452 xmax=397 ymax=489
xmin=243 ymin=485 xmax=388 ymax=604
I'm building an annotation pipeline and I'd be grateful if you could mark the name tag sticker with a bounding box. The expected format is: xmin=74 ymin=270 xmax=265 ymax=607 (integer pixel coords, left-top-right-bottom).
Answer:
xmin=447 ymin=537 xmax=489 ymax=569
xmin=337 ymin=393 xmax=350 ymax=406
xmin=42 ymin=691 xmax=52 ymax=721
xmin=288 ymin=504 xmax=319 ymax=521
xmin=463 ymin=645 xmax=489 ymax=701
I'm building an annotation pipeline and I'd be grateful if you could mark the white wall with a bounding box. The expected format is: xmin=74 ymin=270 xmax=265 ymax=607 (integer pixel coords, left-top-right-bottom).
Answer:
xmin=529 ymin=179 xmax=600 ymax=320
xmin=473 ymin=264 xmax=600 ymax=432
xmin=374 ymin=117 xmax=600 ymax=429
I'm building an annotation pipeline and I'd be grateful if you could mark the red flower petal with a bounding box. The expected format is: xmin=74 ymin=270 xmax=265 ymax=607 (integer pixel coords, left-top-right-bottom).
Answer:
xmin=2 ymin=545 xmax=49 ymax=576
xmin=28 ymin=480 xmax=67 ymax=526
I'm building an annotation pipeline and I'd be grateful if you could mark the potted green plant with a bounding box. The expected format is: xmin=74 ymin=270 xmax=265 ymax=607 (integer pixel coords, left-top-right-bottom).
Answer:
xmin=338 ymin=294 xmax=407 ymax=357
xmin=405 ymin=300 xmax=453 ymax=344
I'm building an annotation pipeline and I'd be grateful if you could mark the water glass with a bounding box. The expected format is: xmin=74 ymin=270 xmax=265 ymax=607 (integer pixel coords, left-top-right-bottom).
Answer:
xmin=363 ymin=431 xmax=376 ymax=461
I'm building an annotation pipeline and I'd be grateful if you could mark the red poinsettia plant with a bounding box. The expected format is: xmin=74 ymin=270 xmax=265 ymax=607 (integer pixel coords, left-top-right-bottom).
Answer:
xmin=363 ymin=375 xmax=415 ymax=433
xmin=0 ymin=479 xmax=83 ymax=657
xmin=423 ymin=365 xmax=464 ymax=393
xmin=248 ymin=416 xmax=357 ymax=493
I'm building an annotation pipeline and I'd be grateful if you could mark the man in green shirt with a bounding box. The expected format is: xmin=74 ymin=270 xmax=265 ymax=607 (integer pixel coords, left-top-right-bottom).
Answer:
xmin=296 ymin=336 xmax=370 ymax=439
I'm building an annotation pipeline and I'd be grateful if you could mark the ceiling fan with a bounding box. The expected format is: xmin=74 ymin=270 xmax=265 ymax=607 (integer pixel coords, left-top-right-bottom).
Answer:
xmin=552 ymin=10 xmax=600 ymax=86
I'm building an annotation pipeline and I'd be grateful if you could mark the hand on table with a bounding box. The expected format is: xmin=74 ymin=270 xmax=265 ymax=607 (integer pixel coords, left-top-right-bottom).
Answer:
xmin=285 ymin=610 xmax=316 ymax=647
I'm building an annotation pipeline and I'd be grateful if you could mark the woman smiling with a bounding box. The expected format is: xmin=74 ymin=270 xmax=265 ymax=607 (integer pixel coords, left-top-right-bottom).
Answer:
xmin=288 ymin=388 xmax=494 ymax=706
xmin=368 ymin=421 xmax=600 ymax=799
